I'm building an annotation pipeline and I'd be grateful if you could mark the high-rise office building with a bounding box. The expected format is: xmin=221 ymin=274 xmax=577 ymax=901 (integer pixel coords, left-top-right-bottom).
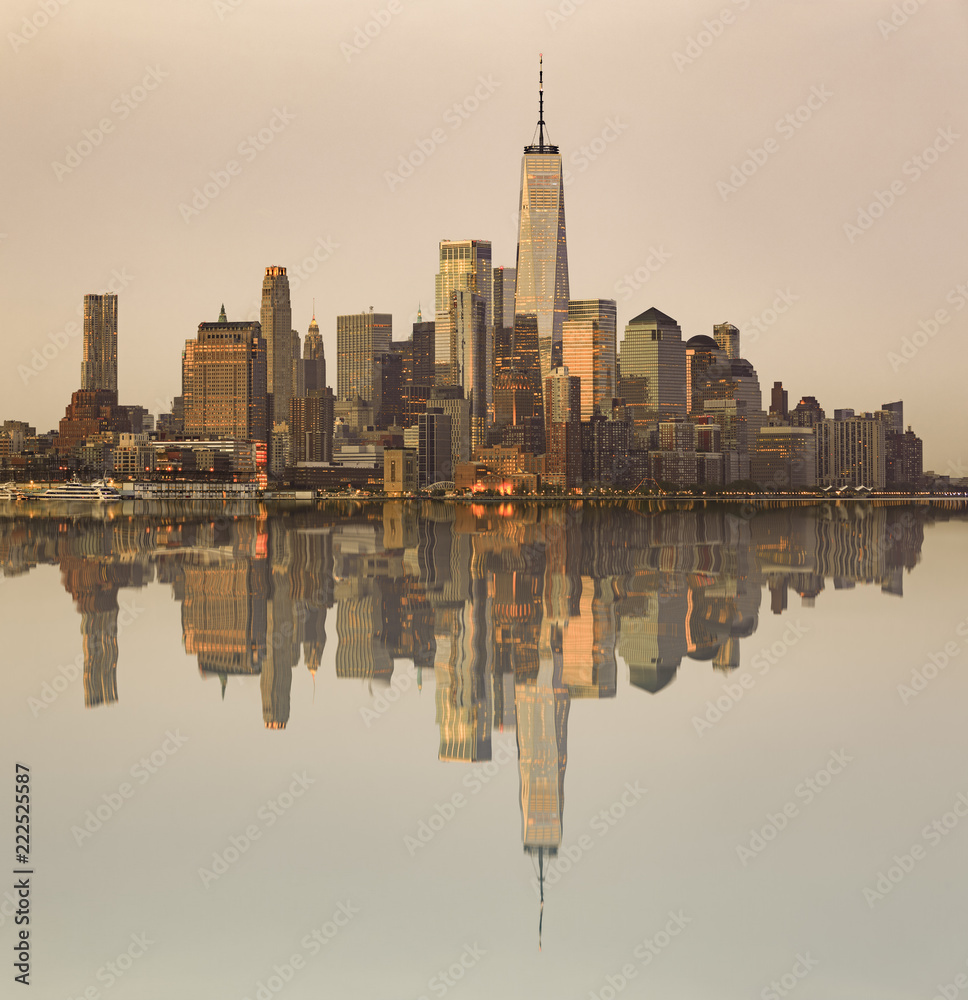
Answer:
xmin=544 ymin=366 xmax=581 ymax=489
xmin=561 ymin=299 xmax=617 ymax=421
xmin=492 ymin=266 xmax=517 ymax=419
xmin=435 ymin=240 xmax=492 ymax=377
xmin=303 ymin=309 xmax=327 ymax=393
xmin=880 ymin=400 xmax=903 ymax=434
xmin=618 ymin=307 xmax=686 ymax=422
xmin=374 ymin=350 xmax=404 ymax=429
xmin=418 ymin=408 xmax=453 ymax=487
xmin=429 ymin=386 xmax=471 ymax=472
xmin=770 ymin=381 xmax=789 ymax=418
xmin=337 ymin=310 xmax=392 ymax=403
xmin=182 ymin=312 xmax=267 ymax=442
xmin=685 ymin=335 xmax=728 ymax=416
xmin=443 ymin=289 xmax=488 ymax=449
xmin=81 ymin=293 xmax=118 ymax=393
xmin=402 ymin=316 xmax=436 ymax=427
xmin=513 ymin=57 xmax=569 ymax=403
xmin=790 ymin=396 xmax=825 ymax=428
xmin=261 ymin=267 xmax=293 ymax=424
xmin=713 ymin=322 xmax=740 ymax=360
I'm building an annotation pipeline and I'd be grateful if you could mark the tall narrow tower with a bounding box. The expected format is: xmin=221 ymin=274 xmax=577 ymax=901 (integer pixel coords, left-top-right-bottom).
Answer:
xmin=512 ymin=56 xmax=570 ymax=412
xmin=81 ymin=293 xmax=118 ymax=393
xmin=261 ymin=266 xmax=292 ymax=424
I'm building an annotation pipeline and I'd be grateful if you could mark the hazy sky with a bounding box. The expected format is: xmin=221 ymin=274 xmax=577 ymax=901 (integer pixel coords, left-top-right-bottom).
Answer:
xmin=1 ymin=0 xmax=965 ymax=470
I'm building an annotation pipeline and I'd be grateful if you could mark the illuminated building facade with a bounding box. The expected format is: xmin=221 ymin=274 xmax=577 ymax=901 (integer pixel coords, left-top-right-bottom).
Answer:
xmin=337 ymin=310 xmax=392 ymax=403
xmin=81 ymin=293 xmax=118 ymax=393
xmin=261 ymin=266 xmax=292 ymax=424
xmin=182 ymin=315 xmax=267 ymax=443
xmin=513 ymin=59 xmax=570 ymax=407
xmin=561 ymin=298 xmax=617 ymax=421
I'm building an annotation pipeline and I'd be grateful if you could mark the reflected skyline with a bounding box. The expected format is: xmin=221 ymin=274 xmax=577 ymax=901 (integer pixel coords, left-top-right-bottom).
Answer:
xmin=0 ymin=501 xmax=945 ymax=867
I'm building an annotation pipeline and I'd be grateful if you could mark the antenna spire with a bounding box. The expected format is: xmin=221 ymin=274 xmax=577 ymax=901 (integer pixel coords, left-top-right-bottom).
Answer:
xmin=538 ymin=54 xmax=545 ymax=150
xmin=524 ymin=54 xmax=558 ymax=155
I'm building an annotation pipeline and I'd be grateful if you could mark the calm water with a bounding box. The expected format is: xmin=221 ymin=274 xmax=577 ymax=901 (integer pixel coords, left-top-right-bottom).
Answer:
xmin=2 ymin=500 xmax=968 ymax=998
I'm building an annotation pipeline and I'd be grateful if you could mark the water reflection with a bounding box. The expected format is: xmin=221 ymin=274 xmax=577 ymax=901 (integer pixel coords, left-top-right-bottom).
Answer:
xmin=0 ymin=501 xmax=954 ymax=881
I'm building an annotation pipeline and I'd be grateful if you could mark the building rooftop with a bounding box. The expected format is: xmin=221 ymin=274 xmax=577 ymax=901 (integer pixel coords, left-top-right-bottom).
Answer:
xmin=628 ymin=307 xmax=678 ymax=327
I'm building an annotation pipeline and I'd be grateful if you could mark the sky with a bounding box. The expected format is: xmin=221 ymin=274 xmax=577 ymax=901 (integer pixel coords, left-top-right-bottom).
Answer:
xmin=1 ymin=0 xmax=965 ymax=471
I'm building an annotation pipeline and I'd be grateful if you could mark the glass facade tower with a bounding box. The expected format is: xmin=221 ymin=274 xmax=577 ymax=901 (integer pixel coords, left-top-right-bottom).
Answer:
xmin=561 ymin=299 xmax=617 ymax=421
xmin=434 ymin=240 xmax=492 ymax=379
xmin=512 ymin=58 xmax=570 ymax=414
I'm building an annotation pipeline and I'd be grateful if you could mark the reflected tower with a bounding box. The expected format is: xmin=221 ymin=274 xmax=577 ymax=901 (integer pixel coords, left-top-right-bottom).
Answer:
xmin=513 ymin=56 xmax=570 ymax=415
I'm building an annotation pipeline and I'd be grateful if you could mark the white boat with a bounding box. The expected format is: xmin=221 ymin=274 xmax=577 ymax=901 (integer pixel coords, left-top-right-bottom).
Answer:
xmin=0 ymin=482 xmax=27 ymax=502
xmin=39 ymin=475 xmax=122 ymax=503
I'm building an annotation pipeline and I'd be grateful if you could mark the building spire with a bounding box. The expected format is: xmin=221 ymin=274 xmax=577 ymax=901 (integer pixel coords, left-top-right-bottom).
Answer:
xmin=538 ymin=53 xmax=545 ymax=150
xmin=218 ymin=303 xmax=227 ymax=323
xmin=525 ymin=53 xmax=558 ymax=154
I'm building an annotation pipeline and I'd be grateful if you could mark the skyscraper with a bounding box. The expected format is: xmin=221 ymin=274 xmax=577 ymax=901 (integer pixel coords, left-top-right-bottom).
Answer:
xmin=261 ymin=266 xmax=292 ymax=424
xmin=81 ymin=293 xmax=118 ymax=393
xmin=337 ymin=309 xmax=392 ymax=403
xmin=512 ymin=57 xmax=570 ymax=405
xmin=303 ymin=309 xmax=326 ymax=393
xmin=685 ymin=335 xmax=728 ymax=416
xmin=449 ymin=289 xmax=488 ymax=449
xmin=561 ymin=299 xmax=617 ymax=421
xmin=618 ymin=307 xmax=686 ymax=422
xmin=544 ymin=366 xmax=581 ymax=489
xmin=713 ymin=322 xmax=740 ymax=360
xmin=181 ymin=311 xmax=267 ymax=442
xmin=434 ymin=240 xmax=492 ymax=381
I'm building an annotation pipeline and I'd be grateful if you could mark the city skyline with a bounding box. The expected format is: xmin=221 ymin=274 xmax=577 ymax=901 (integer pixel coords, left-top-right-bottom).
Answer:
xmin=2 ymin=1 xmax=965 ymax=471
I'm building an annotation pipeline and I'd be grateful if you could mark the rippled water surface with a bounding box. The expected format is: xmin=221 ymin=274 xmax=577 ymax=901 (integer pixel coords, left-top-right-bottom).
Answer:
xmin=2 ymin=500 xmax=967 ymax=998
